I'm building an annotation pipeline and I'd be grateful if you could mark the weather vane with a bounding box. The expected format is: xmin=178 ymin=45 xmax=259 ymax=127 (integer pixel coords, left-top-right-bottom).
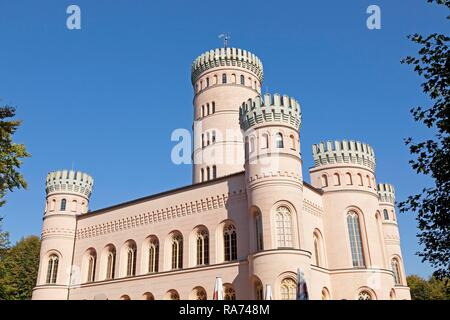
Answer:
xmin=218 ymin=33 xmax=231 ymax=49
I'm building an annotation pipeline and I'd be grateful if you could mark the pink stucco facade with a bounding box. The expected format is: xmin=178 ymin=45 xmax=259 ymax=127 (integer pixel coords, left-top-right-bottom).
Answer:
xmin=32 ymin=47 xmax=410 ymax=300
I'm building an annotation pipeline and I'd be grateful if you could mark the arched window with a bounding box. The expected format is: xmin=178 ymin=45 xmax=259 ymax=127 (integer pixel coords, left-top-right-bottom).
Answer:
xmin=240 ymin=75 xmax=245 ymax=85
xmin=275 ymin=133 xmax=284 ymax=148
xmin=87 ymin=253 xmax=96 ymax=282
xmin=207 ymin=167 xmax=210 ymax=181
xmin=255 ymin=280 xmax=263 ymax=300
xmin=358 ymin=290 xmax=373 ymax=300
xmin=383 ymin=209 xmax=389 ymax=220
xmin=321 ymin=174 xmax=328 ymax=187
xmin=212 ymin=130 xmax=216 ymax=143
xmin=106 ymin=247 xmax=116 ymax=280
xmin=206 ymin=77 xmax=210 ymax=87
xmin=171 ymin=233 xmax=183 ymax=269
xmin=357 ymin=173 xmax=363 ymax=186
xmin=60 ymin=199 xmax=67 ymax=211
xmin=50 ymin=199 xmax=56 ymax=211
xmin=196 ymin=229 xmax=209 ymax=266
xmin=280 ymin=278 xmax=296 ymax=300
xmin=167 ymin=290 xmax=180 ymax=300
xmin=206 ymin=132 xmax=210 ymax=145
xmin=212 ymin=165 xmax=217 ymax=179
xmin=222 ymin=73 xmax=227 ymax=84
xmin=224 ymin=223 xmax=237 ymax=261
xmin=345 ymin=173 xmax=353 ymax=185
xmin=148 ymin=238 xmax=159 ymax=273
xmin=290 ymin=135 xmax=295 ymax=150
xmin=120 ymin=295 xmax=131 ymax=300
xmin=207 ymin=103 xmax=210 ymax=115
xmin=275 ymin=206 xmax=293 ymax=248
xmin=366 ymin=175 xmax=371 ymax=187
xmin=201 ymin=105 xmax=205 ymax=117
xmin=231 ymin=74 xmax=236 ymax=83
xmin=389 ymin=289 xmax=396 ymax=300
xmin=193 ymin=287 xmax=207 ymax=300
xmin=261 ymin=133 xmax=269 ymax=149
xmin=143 ymin=292 xmax=155 ymax=300
xmin=333 ymin=173 xmax=341 ymax=186
xmin=201 ymin=168 xmax=204 ymax=182
xmin=347 ymin=211 xmax=365 ymax=267
xmin=46 ymin=254 xmax=59 ymax=284
xmin=321 ymin=287 xmax=330 ymax=300
xmin=214 ymin=75 xmax=218 ymax=85
xmin=224 ymin=284 xmax=236 ymax=300
xmin=391 ymin=258 xmax=402 ymax=285
xmin=212 ymin=102 xmax=215 ymax=114
xmin=313 ymin=233 xmax=322 ymax=267
xmin=255 ymin=211 xmax=264 ymax=251
xmin=249 ymin=137 xmax=255 ymax=153
xmin=126 ymin=242 xmax=137 ymax=277
xmin=71 ymin=200 xmax=77 ymax=212
xmin=201 ymin=133 xmax=205 ymax=147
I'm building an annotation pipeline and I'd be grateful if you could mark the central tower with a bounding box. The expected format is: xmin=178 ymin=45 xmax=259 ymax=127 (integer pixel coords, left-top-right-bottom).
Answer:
xmin=191 ymin=47 xmax=263 ymax=183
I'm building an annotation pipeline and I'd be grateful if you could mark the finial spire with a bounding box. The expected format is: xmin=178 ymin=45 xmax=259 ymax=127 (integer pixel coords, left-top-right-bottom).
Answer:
xmin=218 ymin=32 xmax=231 ymax=49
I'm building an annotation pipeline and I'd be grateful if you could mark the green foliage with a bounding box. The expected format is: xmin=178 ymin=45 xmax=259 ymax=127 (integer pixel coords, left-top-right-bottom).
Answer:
xmin=399 ymin=0 xmax=450 ymax=280
xmin=407 ymin=274 xmax=450 ymax=300
xmin=0 ymin=105 xmax=30 ymax=207
xmin=0 ymin=235 xmax=40 ymax=300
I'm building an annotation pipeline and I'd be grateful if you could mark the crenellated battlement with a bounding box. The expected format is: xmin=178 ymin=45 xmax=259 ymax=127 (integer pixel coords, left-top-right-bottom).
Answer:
xmin=239 ymin=93 xmax=302 ymax=131
xmin=311 ymin=140 xmax=376 ymax=171
xmin=191 ymin=47 xmax=264 ymax=83
xmin=377 ymin=183 xmax=395 ymax=204
xmin=46 ymin=170 xmax=94 ymax=198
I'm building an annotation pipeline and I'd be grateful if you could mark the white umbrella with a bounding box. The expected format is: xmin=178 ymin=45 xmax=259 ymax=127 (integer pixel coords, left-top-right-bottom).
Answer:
xmin=213 ymin=276 xmax=224 ymax=300
xmin=264 ymin=284 xmax=273 ymax=300
xmin=296 ymin=268 xmax=309 ymax=300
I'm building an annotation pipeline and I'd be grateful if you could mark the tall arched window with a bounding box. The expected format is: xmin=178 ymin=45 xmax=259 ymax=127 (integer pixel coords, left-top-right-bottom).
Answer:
xmin=280 ymin=278 xmax=296 ymax=300
xmin=345 ymin=173 xmax=353 ymax=185
xmin=212 ymin=102 xmax=215 ymax=114
xmin=358 ymin=290 xmax=373 ymax=300
xmin=148 ymin=238 xmax=159 ymax=273
xmin=106 ymin=247 xmax=116 ymax=280
xmin=212 ymin=130 xmax=216 ymax=143
xmin=290 ymin=135 xmax=295 ymax=150
xmin=206 ymin=77 xmax=210 ymax=87
xmin=254 ymin=280 xmax=263 ymax=300
xmin=46 ymin=254 xmax=59 ymax=284
xmin=249 ymin=137 xmax=255 ymax=153
xmin=347 ymin=211 xmax=365 ymax=267
xmin=201 ymin=168 xmax=204 ymax=182
xmin=196 ymin=229 xmax=209 ymax=265
xmin=201 ymin=105 xmax=205 ymax=117
xmin=213 ymin=75 xmax=218 ymax=85
xmin=366 ymin=175 xmax=371 ymax=187
xmin=87 ymin=253 xmax=96 ymax=282
xmin=207 ymin=103 xmax=210 ymax=115
xmin=60 ymin=199 xmax=67 ymax=211
xmin=166 ymin=290 xmax=180 ymax=300
xmin=357 ymin=173 xmax=363 ymax=186
xmin=231 ymin=74 xmax=236 ymax=83
xmin=313 ymin=232 xmax=322 ymax=267
xmin=171 ymin=233 xmax=183 ymax=269
xmin=222 ymin=73 xmax=227 ymax=84
xmin=333 ymin=173 xmax=341 ymax=186
xmin=321 ymin=175 xmax=328 ymax=187
xmin=224 ymin=223 xmax=237 ymax=261
xmin=261 ymin=133 xmax=269 ymax=149
xmin=391 ymin=258 xmax=402 ymax=285
xmin=212 ymin=165 xmax=217 ymax=179
xmin=192 ymin=287 xmax=207 ymax=300
xmin=240 ymin=75 xmax=245 ymax=85
xmin=383 ymin=209 xmax=389 ymax=220
xmin=224 ymin=284 xmax=236 ymax=300
xmin=275 ymin=206 xmax=293 ymax=248
xmin=255 ymin=212 xmax=264 ymax=251
xmin=207 ymin=167 xmax=210 ymax=181
xmin=275 ymin=133 xmax=284 ymax=148
xmin=126 ymin=242 xmax=137 ymax=277
xmin=321 ymin=287 xmax=330 ymax=300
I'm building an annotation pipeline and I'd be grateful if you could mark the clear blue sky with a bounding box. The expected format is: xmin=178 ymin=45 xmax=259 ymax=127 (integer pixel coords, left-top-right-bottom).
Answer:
xmin=0 ymin=0 xmax=447 ymax=278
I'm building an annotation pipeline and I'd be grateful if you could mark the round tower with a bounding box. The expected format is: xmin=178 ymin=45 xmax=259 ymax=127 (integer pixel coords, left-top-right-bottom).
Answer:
xmin=309 ymin=141 xmax=394 ymax=299
xmin=191 ymin=47 xmax=263 ymax=183
xmin=32 ymin=170 xmax=94 ymax=300
xmin=377 ymin=183 xmax=410 ymax=299
xmin=239 ymin=93 xmax=308 ymax=299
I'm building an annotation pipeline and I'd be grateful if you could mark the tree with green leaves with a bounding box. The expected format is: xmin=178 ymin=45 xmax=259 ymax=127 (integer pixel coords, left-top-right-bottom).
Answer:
xmin=0 ymin=235 xmax=40 ymax=300
xmin=407 ymin=274 xmax=450 ymax=300
xmin=399 ymin=0 xmax=450 ymax=280
xmin=0 ymin=105 xmax=30 ymax=207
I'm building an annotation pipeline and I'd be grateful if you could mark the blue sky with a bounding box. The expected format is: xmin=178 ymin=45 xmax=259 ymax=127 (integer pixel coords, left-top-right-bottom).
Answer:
xmin=0 ymin=0 xmax=447 ymax=278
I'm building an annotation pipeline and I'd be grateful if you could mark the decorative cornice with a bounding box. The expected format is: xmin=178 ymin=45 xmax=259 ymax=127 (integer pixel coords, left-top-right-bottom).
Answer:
xmin=239 ymin=93 xmax=301 ymax=131
xmin=312 ymin=140 xmax=376 ymax=171
xmin=191 ymin=48 xmax=263 ymax=83
xmin=46 ymin=170 xmax=93 ymax=199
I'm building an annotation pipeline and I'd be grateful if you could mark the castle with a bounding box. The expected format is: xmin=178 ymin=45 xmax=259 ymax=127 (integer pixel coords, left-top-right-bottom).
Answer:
xmin=32 ymin=47 xmax=411 ymax=300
